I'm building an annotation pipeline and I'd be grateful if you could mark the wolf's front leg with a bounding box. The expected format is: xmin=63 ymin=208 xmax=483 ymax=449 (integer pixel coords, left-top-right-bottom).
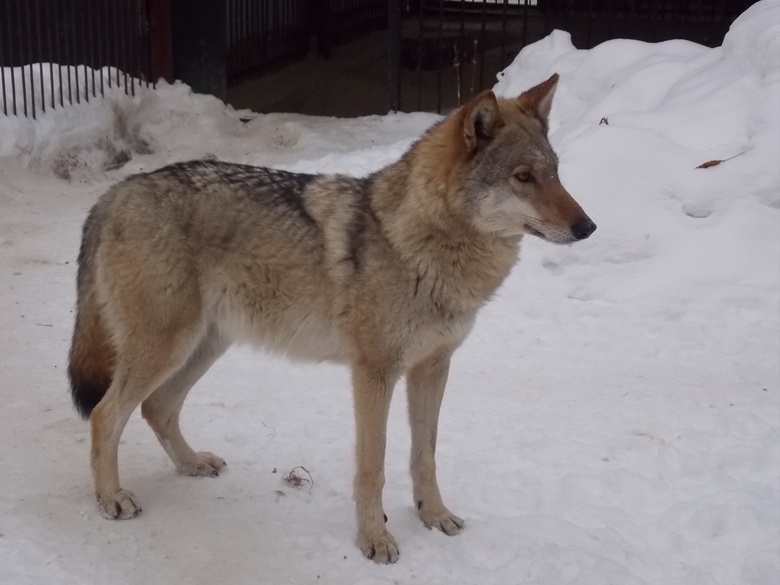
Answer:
xmin=406 ymin=350 xmax=464 ymax=535
xmin=352 ymin=360 xmax=400 ymax=564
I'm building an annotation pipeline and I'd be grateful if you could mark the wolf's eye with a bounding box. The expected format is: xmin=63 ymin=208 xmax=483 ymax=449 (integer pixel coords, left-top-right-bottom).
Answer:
xmin=514 ymin=171 xmax=534 ymax=183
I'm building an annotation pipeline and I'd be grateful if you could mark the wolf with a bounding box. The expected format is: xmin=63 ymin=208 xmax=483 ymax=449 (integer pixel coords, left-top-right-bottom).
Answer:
xmin=68 ymin=73 xmax=595 ymax=564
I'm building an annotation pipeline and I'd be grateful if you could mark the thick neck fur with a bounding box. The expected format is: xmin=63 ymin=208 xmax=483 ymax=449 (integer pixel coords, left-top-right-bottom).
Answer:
xmin=370 ymin=114 xmax=520 ymax=314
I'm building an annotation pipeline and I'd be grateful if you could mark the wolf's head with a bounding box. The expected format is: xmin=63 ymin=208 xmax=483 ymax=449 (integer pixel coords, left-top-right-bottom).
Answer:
xmin=442 ymin=74 xmax=595 ymax=244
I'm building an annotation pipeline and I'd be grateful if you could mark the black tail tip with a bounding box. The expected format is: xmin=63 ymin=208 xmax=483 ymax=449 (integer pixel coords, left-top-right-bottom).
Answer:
xmin=68 ymin=366 xmax=109 ymax=419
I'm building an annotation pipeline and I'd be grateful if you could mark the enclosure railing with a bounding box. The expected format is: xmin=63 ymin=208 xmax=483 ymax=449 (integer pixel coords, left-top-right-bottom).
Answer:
xmin=0 ymin=0 xmax=155 ymax=119
xmin=397 ymin=0 xmax=757 ymax=112
xmin=1 ymin=0 xmax=759 ymax=118
xmin=226 ymin=0 xmax=388 ymax=83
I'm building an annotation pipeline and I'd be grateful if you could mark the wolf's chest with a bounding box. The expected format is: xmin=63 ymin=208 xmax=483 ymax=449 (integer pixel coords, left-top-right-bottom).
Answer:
xmin=401 ymin=312 xmax=477 ymax=367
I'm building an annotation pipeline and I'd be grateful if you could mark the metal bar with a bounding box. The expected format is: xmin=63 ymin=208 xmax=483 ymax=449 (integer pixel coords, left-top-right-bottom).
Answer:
xmin=500 ymin=0 xmax=508 ymax=68
xmin=287 ymin=0 xmax=292 ymax=58
xmin=268 ymin=0 xmax=279 ymax=60
xmin=417 ymin=0 xmax=423 ymax=111
xmin=88 ymin=0 xmax=96 ymax=97
xmin=607 ymin=0 xmax=615 ymax=41
xmin=388 ymin=0 xmax=401 ymax=112
xmin=25 ymin=2 xmax=37 ymax=120
xmin=241 ymin=0 xmax=252 ymax=75
xmin=274 ymin=0 xmax=279 ymax=60
xmin=35 ymin=0 xmax=45 ymax=113
xmin=650 ymin=0 xmax=659 ymax=42
xmin=249 ymin=0 xmax=256 ymax=72
xmin=62 ymin=0 xmax=73 ymax=105
xmin=114 ymin=0 xmax=121 ymax=87
xmin=459 ymin=0 xmax=465 ymax=106
xmin=281 ymin=0 xmax=286 ymax=63
xmin=46 ymin=0 xmax=55 ymax=109
xmin=283 ymin=0 xmax=289 ymax=62
xmin=142 ymin=0 xmax=150 ymax=88
xmin=73 ymin=0 xmax=82 ymax=105
xmin=522 ymin=0 xmax=528 ymax=53
xmin=1 ymin=0 xmax=8 ymax=116
xmin=270 ymin=0 xmax=275 ymax=53
xmin=118 ymin=0 xmax=126 ymax=94
xmin=99 ymin=0 xmax=106 ymax=94
xmin=224 ymin=0 xmax=230 ymax=77
xmin=130 ymin=0 xmax=136 ymax=92
xmin=18 ymin=0 xmax=28 ymax=116
xmin=479 ymin=0 xmax=486 ymax=90
xmin=56 ymin=0 xmax=64 ymax=107
xmin=122 ymin=0 xmax=129 ymax=94
xmin=105 ymin=0 xmax=112 ymax=88
xmin=543 ymin=0 xmax=552 ymax=37
xmin=260 ymin=0 xmax=265 ymax=63
xmin=437 ymin=0 xmax=443 ymax=114
xmin=101 ymin=0 xmax=110 ymax=90
xmin=259 ymin=0 xmax=264 ymax=64
xmin=79 ymin=0 xmax=89 ymax=102
xmin=586 ymin=0 xmax=593 ymax=47
xmin=244 ymin=0 xmax=248 ymax=68
xmin=238 ymin=0 xmax=244 ymax=76
xmin=245 ymin=0 xmax=251 ymax=75
xmin=236 ymin=0 xmax=242 ymax=76
xmin=9 ymin=0 xmax=18 ymax=115
xmin=129 ymin=0 xmax=136 ymax=96
xmin=261 ymin=0 xmax=267 ymax=64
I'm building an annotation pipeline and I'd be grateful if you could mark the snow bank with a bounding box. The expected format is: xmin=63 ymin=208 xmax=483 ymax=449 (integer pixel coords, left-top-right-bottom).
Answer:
xmin=723 ymin=0 xmax=780 ymax=78
xmin=0 ymin=68 xmax=438 ymax=182
xmin=492 ymin=3 xmax=780 ymax=314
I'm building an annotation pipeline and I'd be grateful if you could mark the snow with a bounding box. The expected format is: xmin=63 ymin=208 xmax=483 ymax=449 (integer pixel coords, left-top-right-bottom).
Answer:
xmin=1 ymin=1 xmax=778 ymax=583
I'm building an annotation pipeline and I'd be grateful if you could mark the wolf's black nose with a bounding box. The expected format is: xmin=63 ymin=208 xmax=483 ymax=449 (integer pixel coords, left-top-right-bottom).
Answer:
xmin=571 ymin=218 xmax=597 ymax=240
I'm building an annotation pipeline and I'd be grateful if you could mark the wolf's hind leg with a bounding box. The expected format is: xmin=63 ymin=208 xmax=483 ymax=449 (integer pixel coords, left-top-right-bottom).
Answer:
xmin=142 ymin=328 xmax=230 ymax=477
xmin=406 ymin=349 xmax=464 ymax=535
xmin=92 ymin=330 xmax=204 ymax=519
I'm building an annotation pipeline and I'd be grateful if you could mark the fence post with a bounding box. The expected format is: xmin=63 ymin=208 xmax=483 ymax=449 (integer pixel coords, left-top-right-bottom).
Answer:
xmin=148 ymin=0 xmax=174 ymax=83
xmin=388 ymin=0 xmax=401 ymax=112
xmin=171 ymin=0 xmax=226 ymax=99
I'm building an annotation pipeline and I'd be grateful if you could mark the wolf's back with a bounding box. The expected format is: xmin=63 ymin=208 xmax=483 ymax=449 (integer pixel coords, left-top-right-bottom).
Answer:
xmin=68 ymin=202 xmax=115 ymax=418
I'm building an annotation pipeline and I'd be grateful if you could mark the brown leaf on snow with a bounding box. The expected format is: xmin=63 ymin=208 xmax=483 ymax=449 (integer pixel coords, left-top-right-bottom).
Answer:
xmin=696 ymin=152 xmax=743 ymax=169
xmin=696 ymin=160 xmax=723 ymax=169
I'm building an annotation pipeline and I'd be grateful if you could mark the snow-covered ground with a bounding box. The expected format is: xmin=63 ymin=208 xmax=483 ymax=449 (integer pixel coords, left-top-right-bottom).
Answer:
xmin=1 ymin=1 xmax=778 ymax=583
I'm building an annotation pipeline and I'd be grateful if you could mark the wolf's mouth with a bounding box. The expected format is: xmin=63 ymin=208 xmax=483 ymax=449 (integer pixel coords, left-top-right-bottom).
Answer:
xmin=523 ymin=224 xmax=546 ymax=240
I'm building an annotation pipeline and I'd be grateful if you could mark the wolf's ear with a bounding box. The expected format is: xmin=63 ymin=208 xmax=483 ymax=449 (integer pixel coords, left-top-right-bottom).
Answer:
xmin=462 ymin=90 xmax=501 ymax=153
xmin=517 ymin=73 xmax=559 ymax=128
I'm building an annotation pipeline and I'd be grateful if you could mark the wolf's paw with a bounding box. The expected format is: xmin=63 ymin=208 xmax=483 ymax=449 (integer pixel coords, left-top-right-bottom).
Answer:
xmin=177 ymin=452 xmax=227 ymax=477
xmin=418 ymin=503 xmax=464 ymax=536
xmin=357 ymin=528 xmax=399 ymax=564
xmin=97 ymin=489 xmax=142 ymax=520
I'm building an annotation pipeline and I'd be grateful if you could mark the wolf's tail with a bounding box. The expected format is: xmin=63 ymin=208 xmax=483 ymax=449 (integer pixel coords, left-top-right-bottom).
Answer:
xmin=68 ymin=207 xmax=115 ymax=419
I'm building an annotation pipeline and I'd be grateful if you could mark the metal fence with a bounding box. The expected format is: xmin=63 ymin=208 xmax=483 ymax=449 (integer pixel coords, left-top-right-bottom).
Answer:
xmin=397 ymin=0 xmax=758 ymax=112
xmin=0 ymin=0 xmax=760 ymax=118
xmin=0 ymin=0 xmax=156 ymax=119
xmin=541 ymin=0 xmax=755 ymax=48
xmin=226 ymin=0 xmax=387 ymax=83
